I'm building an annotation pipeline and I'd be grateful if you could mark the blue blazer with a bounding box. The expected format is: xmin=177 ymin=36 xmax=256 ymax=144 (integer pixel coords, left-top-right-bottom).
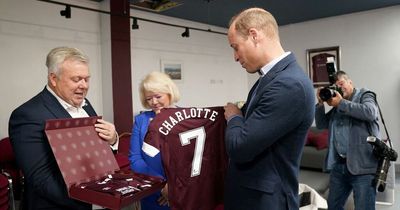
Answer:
xmin=129 ymin=111 xmax=169 ymax=210
xmin=9 ymin=87 xmax=94 ymax=210
xmin=224 ymin=53 xmax=315 ymax=210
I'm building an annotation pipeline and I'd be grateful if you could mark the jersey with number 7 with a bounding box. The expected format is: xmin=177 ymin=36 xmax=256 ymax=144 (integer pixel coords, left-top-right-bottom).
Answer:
xmin=143 ymin=106 xmax=227 ymax=210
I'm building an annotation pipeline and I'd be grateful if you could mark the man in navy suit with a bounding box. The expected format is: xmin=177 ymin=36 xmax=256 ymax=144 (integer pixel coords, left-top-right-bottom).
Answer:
xmin=224 ymin=8 xmax=315 ymax=210
xmin=9 ymin=47 xmax=119 ymax=210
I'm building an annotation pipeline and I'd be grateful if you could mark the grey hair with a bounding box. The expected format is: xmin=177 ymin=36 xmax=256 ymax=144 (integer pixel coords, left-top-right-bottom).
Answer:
xmin=334 ymin=70 xmax=350 ymax=82
xmin=46 ymin=47 xmax=89 ymax=76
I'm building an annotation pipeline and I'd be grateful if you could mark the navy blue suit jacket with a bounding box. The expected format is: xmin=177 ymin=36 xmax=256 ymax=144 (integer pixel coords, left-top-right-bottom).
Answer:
xmin=224 ymin=54 xmax=315 ymax=210
xmin=9 ymin=87 xmax=96 ymax=210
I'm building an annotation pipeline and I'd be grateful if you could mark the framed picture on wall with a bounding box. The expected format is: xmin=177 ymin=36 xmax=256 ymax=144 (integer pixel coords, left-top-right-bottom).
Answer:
xmin=160 ymin=60 xmax=183 ymax=82
xmin=306 ymin=46 xmax=340 ymax=87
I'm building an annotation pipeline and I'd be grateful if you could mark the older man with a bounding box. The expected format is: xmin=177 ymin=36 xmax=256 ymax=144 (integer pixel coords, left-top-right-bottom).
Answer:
xmin=9 ymin=47 xmax=118 ymax=209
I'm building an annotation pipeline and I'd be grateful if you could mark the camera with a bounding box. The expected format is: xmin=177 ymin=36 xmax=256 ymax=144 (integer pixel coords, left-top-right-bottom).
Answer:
xmin=319 ymin=86 xmax=343 ymax=102
xmin=318 ymin=57 xmax=342 ymax=101
xmin=366 ymin=136 xmax=398 ymax=192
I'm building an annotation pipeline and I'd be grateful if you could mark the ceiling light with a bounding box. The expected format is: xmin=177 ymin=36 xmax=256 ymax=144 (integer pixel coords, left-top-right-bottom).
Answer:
xmin=132 ymin=18 xmax=139 ymax=30
xmin=181 ymin=27 xmax=189 ymax=38
xmin=60 ymin=5 xmax=71 ymax=19
xmin=131 ymin=0 xmax=183 ymax=12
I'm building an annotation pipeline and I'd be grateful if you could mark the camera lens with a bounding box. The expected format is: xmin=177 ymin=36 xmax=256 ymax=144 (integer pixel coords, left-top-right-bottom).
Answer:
xmin=375 ymin=158 xmax=390 ymax=192
xmin=319 ymin=88 xmax=335 ymax=101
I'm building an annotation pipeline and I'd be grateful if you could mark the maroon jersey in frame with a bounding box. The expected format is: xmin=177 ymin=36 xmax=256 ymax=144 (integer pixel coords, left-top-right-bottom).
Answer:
xmin=143 ymin=107 xmax=227 ymax=210
xmin=311 ymin=53 xmax=336 ymax=84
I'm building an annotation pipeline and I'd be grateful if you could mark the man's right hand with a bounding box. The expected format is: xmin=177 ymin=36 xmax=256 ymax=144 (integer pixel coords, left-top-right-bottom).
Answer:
xmin=326 ymin=90 xmax=342 ymax=107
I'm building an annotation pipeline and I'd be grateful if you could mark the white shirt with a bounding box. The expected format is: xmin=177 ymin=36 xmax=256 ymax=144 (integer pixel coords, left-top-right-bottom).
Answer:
xmin=46 ymin=85 xmax=89 ymax=118
xmin=46 ymin=85 xmax=119 ymax=150
xmin=259 ymin=51 xmax=291 ymax=77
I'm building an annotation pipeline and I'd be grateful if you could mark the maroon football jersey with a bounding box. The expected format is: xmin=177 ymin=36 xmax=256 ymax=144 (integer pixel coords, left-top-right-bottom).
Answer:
xmin=143 ymin=107 xmax=227 ymax=210
xmin=311 ymin=53 xmax=336 ymax=84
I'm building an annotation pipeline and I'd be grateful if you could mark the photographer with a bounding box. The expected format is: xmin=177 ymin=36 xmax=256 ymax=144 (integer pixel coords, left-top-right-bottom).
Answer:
xmin=315 ymin=71 xmax=379 ymax=210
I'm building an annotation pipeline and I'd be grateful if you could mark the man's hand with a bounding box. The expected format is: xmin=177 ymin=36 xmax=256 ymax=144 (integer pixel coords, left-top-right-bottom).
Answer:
xmin=94 ymin=119 xmax=117 ymax=145
xmin=327 ymin=90 xmax=343 ymax=107
xmin=316 ymin=87 xmax=324 ymax=105
xmin=224 ymin=102 xmax=242 ymax=120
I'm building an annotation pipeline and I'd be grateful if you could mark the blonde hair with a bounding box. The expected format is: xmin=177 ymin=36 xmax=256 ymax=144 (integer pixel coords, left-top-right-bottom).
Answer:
xmin=229 ymin=7 xmax=279 ymax=41
xmin=46 ymin=46 xmax=89 ymax=77
xmin=139 ymin=71 xmax=180 ymax=109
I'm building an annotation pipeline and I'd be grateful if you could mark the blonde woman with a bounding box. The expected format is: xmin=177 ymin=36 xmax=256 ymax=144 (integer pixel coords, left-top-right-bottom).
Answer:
xmin=129 ymin=71 xmax=180 ymax=210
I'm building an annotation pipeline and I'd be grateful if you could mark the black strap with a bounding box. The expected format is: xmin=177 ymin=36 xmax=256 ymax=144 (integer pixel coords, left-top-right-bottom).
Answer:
xmin=360 ymin=91 xmax=394 ymax=149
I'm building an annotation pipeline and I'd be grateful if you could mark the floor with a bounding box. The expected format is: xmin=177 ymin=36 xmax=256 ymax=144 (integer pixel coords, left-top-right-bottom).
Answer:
xmin=336 ymin=170 xmax=398 ymax=210
xmin=12 ymin=173 xmax=399 ymax=210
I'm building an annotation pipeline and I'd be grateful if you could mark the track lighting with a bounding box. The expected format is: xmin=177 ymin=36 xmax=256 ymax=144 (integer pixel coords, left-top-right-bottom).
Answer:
xmin=131 ymin=18 xmax=139 ymax=30
xmin=181 ymin=27 xmax=190 ymax=38
xmin=38 ymin=0 xmax=227 ymax=35
xmin=60 ymin=5 xmax=71 ymax=19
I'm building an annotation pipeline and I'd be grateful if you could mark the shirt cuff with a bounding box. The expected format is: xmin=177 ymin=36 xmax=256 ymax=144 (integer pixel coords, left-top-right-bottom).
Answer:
xmin=227 ymin=114 xmax=243 ymax=123
xmin=110 ymin=133 xmax=119 ymax=150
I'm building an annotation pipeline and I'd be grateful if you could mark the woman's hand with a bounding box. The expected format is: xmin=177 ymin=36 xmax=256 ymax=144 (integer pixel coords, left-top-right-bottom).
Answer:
xmin=157 ymin=184 xmax=169 ymax=206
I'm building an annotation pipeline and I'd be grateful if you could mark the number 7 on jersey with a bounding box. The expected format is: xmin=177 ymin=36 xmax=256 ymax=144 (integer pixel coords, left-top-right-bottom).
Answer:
xmin=179 ymin=126 xmax=206 ymax=177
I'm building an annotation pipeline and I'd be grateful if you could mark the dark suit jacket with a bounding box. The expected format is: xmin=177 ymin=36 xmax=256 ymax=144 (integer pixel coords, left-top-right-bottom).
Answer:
xmin=9 ymin=87 xmax=95 ymax=210
xmin=224 ymin=54 xmax=315 ymax=210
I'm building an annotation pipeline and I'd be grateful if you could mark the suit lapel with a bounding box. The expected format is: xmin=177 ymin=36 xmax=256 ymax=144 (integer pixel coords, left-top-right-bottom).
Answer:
xmin=40 ymin=87 xmax=97 ymax=118
xmin=244 ymin=79 xmax=260 ymax=118
xmin=245 ymin=54 xmax=296 ymax=118
xmin=41 ymin=87 xmax=71 ymax=119
xmin=83 ymin=100 xmax=97 ymax=117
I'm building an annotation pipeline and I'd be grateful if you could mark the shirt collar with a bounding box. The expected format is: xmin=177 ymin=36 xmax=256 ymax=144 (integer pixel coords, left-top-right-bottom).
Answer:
xmin=46 ymin=85 xmax=86 ymax=109
xmin=259 ymin=51 xmax=291 ymax=77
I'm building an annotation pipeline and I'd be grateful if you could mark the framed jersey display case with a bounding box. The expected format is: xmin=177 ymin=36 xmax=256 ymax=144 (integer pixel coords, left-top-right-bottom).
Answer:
xmin=306 ymin=46 xmax=341 ymax=87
